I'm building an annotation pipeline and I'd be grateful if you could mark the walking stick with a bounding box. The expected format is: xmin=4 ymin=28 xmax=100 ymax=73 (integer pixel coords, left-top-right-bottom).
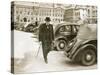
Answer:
xmin=36 ymin=42 xmax=41 ymax=57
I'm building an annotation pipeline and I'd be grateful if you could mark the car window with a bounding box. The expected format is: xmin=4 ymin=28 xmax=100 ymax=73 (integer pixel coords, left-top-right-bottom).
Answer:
xmin=72 ymin=25 xmax=77 ymax=33
xmin=59 ymin=26 xmax=65 ymax=32
xmin=65 ymin=25 xmax=71 ymax=32
xmin=76 ymin=25 xmax=80 ymax=30
xmin=59 ymin=25 xmax=71 ymax=32
xmin=73 ymin=25 xmax=80 ymax=33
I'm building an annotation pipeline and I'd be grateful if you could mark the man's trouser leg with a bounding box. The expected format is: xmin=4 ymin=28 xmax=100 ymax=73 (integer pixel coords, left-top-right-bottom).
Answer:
xmin=42 ymin=42 xmax=51 ymax=63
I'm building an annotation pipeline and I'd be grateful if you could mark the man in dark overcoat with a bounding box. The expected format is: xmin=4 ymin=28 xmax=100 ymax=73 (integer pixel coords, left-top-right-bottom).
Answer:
xmin=39 ymin=17 xmax=54 ymax=63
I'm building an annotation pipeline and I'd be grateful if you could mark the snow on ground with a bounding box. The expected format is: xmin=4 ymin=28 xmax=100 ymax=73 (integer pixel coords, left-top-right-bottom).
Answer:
xmin=13 ymin=30 xmax=97 ymax=74
xmin=13 ymin=30 xmax=39 ymax=59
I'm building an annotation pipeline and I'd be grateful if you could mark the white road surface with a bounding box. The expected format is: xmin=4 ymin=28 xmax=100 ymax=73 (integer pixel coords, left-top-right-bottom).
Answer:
xmin=13 ymin=30 xmax=97 ymax=74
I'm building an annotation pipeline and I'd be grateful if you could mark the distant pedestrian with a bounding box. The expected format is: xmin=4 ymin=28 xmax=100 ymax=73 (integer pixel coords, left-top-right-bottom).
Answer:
xmin=35 ymin=21 xmax=38 ymax=27
xmin=39 ymin=17 xmax=54 ymax=63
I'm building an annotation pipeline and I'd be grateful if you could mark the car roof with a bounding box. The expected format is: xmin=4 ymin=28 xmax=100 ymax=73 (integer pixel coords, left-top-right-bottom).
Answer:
xmin=55 ymin=22 xmax=80 ymax=31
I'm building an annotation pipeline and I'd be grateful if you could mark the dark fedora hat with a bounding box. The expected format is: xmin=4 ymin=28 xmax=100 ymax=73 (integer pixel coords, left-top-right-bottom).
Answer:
xmin=45 ymin=17 xmax=51 ymax=22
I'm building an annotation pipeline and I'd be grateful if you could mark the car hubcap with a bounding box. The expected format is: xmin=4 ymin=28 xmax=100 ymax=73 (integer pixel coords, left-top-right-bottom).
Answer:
xmin=81 ymin=48 xmax=96 ymax=66
xmin=60 ymin=42 xmax=65 ymax=49
xmin=86 ymin=54 xmax=92 ymax=61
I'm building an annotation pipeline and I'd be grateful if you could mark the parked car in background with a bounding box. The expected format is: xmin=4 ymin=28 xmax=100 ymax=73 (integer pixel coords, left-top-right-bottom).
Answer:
xmin=14 ymin=22 xmax=25 ymax=31
xmin=64 ymin=24 xmax=97 ymax=66
xmin=24 ymin=22 xmax=38 ymax=33
xmin=54 ymin=22 xmax=80 ymax=51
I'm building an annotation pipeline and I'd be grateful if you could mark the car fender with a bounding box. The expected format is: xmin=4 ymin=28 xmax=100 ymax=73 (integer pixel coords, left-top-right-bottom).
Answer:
xmin=71 ymin=40 xmax=92 ymax=53
xmin=82 ymin=39 xmax=97 ymax=45
xmin=55 ymin=36 xmax=67 ymax=41
xmin=72 ymin=44 xmax=96 ymax=60
xmin=70 ymin=39 xmax=97 ymax=57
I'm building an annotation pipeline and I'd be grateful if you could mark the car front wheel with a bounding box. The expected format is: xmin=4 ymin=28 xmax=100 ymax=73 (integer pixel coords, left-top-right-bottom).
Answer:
xmin=80 ymin=48 xmax=96 ymax=66
xmin=56 ymin=39 xmax=67 ymax=51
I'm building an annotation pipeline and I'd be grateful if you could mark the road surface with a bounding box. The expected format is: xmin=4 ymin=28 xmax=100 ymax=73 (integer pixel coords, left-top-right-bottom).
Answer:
xmin=13 ymin=30 xmax=97 ymax=74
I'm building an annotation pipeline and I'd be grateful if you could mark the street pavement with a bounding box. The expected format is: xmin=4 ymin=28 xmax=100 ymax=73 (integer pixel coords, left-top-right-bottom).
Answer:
xmin=13 ymin=30 xmax=97 ymax=74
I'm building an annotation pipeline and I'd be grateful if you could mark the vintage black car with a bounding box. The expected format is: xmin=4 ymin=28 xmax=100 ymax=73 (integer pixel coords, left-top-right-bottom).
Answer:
xmin=54 ymin=22 xmax=80 ymax=51
xmin=24 ymin=23 xmax=38 ymax=33
xmin=65 ymin=24 xmax=97 ymax=66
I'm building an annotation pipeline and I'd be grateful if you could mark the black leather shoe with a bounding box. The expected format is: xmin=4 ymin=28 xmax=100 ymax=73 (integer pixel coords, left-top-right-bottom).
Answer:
xmin=45 ymin=60 xmax=48 ymax=64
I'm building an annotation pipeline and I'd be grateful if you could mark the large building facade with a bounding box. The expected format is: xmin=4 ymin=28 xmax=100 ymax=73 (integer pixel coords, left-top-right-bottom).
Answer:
xmin=11 ymin=1 xmax=65 ymax=25
xmin=11 ymin=1 xmax=97 ymax=28
xmin=64 ymin=5 xmax=97 ymax=24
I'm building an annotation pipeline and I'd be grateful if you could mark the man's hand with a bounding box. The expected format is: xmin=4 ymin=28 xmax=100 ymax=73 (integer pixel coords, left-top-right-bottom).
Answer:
xmin=51 ymin=41 xmax=55 ymax=50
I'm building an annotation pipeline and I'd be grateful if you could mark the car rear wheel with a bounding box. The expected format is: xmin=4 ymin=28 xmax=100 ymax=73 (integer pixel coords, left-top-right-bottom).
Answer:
xmin=56 ymin=39 xmax=67 ymax=51
xmin=80 ymin=48 xmax=96 ymax=66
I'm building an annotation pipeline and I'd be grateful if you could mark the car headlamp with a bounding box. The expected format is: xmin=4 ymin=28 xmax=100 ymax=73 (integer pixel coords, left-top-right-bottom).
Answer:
xmin=69 ymin=42 xmax=73 ymax=46
xmin=67 ymin=38 xmax=77 ymax=49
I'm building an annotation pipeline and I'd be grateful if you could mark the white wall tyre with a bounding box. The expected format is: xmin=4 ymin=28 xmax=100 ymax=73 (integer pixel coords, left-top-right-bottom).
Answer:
xmin=80 ymin=48 xmax=96 ymax=66
xmin=56 ymin=39 xmax=67 ymax=51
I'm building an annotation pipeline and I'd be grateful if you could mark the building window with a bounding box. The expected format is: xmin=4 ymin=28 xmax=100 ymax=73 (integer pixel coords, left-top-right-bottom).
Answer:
xmin=20 ymin=20 xmax=23 ymax=22
xmin=16 ymin=11 xmax=18 ymax=14
xmin=20 ymin=11 xmax=22 ymax=14
xmin=28 ymin=20 xmax=30 ymax=22
xmin=56 ymin=18 xmax=57 ymax=21
xmin=88 ymin=9 xmax=90 ymax=14
xmin=31 ymin=17 xmax=33 ymax=20
xmin=50 ymin=9 xmax=51 ymax=12
xmin=53 ymin=14 xmax=54 ymax=16
xmin=31 ymin=12 xmax=33 ymax=15
xmin=16 ymin=15 xmax=20 ymax=22
xmin=28 ymin=12 xmax=30 ymax=15
xmin=23 ymin=17 xmax=27 ymax=22
xmin=55 ymin=14 xmax=57 ymax=17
